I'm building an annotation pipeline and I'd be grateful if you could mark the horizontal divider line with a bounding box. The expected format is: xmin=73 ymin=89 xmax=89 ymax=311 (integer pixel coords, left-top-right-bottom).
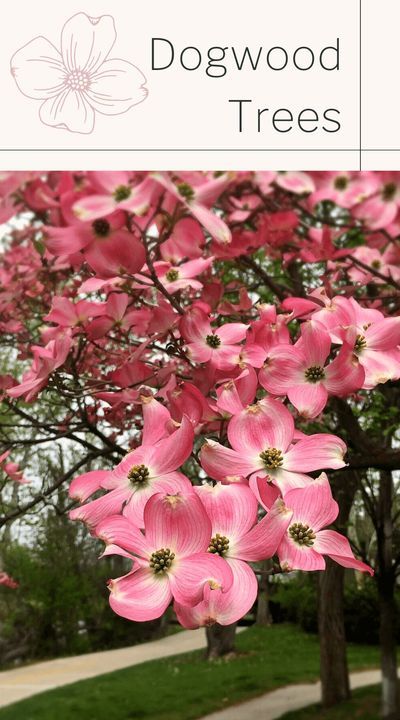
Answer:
xmin=0 ymin=148 xmax=400 ymax=153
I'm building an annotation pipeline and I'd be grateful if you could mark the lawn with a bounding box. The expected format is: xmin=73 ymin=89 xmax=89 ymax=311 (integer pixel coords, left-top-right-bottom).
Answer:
xmin=280 ymin=684 xmax=382 ymax=719
xmin=0 ymin=624 xmax=382 ymax=720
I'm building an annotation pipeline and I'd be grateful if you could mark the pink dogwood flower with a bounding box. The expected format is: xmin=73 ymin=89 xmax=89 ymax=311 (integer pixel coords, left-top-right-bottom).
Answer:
xmin=44 ymin=297 xmax=105 ymax=329
xmin=7 ymin=334 xmax=72 ymax=402
xmin=339 ymin=300 xmax=400 ymax=389
xmin=180 ymin=306 xmax=248 ymax=370
xmin=69 ymin=416 xmax=194 ymax=529
xmin=87 ymin=293 xmax=142 ymax=340
xmin=200 ymin=398 xmax=346 ymax=493
xmin=96 ymin=491 xmax=233 ymax=621
xmin=353 ymin=173 xmax=400 ymax=230
xmin=174 ymin=483 xmax=292 ymax=627
xmin=45 ymin=210 xmax=146 ymax=279
xmin=309 ymin=171 xmax=377 ymax=210
xmin=0 ymin=451 xmax=29 ymax=484
xmin=277 ymin=473 xmax=373 ymax=574
xmin=259 ymin=322 xmax=365 ymax=418
xmin=151 ymin=257 xmax=214 ymax=294
xmin=11 ymin=13 xmax=147 ymax=134
xmin=160 ymin=218 xmax=204 ymax=263
xmin=214 ymin=366 xmax=258 ymax=416
xmin=73 ymin=173 xmax=157 ymax=220
xmin=152 ymin=173 xmax=232 ymax=245
xmin=348 ymin=245 xmax=400 ymax=285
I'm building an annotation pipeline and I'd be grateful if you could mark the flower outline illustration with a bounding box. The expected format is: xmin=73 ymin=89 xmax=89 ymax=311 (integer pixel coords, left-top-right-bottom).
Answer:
xmin=10 ymin=12 xmax=148 ymax=134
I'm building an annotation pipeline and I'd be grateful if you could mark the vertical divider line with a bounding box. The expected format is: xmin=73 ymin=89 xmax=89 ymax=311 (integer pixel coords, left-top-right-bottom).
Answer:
xmin=359 ymin=0 xmax=362 ymax=170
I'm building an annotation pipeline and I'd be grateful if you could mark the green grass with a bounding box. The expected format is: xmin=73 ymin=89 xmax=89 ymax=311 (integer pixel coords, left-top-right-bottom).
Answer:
xmin=280 ymin=684 xmax=382 ymax=719
xmin=0 ymin=624 xmax=382 ymax=720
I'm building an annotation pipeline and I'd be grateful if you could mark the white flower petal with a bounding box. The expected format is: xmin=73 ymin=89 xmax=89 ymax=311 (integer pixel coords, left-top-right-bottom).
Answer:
xmin=39 ymin=89 xmax=95 ymax=134
xmin=87 ymin=59 xmax=147 ymax=115
xmin=11 ymin=37 xmax=65 ymax=99
xmin=61 ymin=13 xmax=116 ymax=74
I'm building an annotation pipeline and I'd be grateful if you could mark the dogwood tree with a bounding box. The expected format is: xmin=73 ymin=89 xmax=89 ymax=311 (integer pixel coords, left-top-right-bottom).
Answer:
xmin=1 ymin=170 xmax=400 ymax=718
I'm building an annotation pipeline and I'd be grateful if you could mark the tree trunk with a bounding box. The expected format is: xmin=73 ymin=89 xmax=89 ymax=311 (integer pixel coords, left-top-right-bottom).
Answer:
xmin=318 ymin=559 xmax=350 ymax=707
xmin=379 ymin=586 xmax=399 ymax=720
xmin=377 ymin=470 xmax=399 ymax=720
xmin=256 ymin=561 xmax=272 ymax=626
xmin=318 ymin=469 xmax=358 ymax=708
xmin=205 ymin=623 xmax=237 ymax=660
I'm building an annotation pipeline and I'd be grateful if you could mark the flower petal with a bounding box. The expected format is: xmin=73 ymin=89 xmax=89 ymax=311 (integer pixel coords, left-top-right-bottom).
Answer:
xmin=151 ymin=415 xmax=194 ymax=475
xmin=283 ymin=434 xmax=347 ymax=472
xmin=45 ymin=225 xmax=92 ymax=255
xmin=109 ymin=567 xmax=171 ymax=621
xmin=11 ymin=37 xmax=64 ymax=99
xmin=259 ymin=345 xmax=304 ymax=395
xmin=175 ymin=558 xmax=257 ymax=627
xmin=40 ymin=89 xmax=95 ymax=134
xmin=84 ymin=230 xmax=146 ymax=278
xmin=324 ymin=347 xmax=365 ymax=395
xmin=69 ymin=486 xmax=129 ymax=530
xmin=144 ymin=491 xmax=210 ymax=557
xmin=269 ymin=468 xmax=314 ymax=494
xmin=141 ymin=395 xmax=171 ymax=446
xmin=277 ymin=534 xmax=326 ymax=572
xmin=200 ymin=440 xmax=258 ymax=482
xmin=69 ymin=469 xmax=111 ymax=502
xmin=287 ymin=382 xmax=328 ymax=419
xmin=216 ymin=323 xmax=248 ymax=344
xmin=365 ymin=317 xmax=400 ymax=351
xmin=122 ymin=472 xmax=192 ymax=529
xmin=283 ymin=473 xmax=338 ymax=531
xmin=299 ymin=321 xmax=331 ymax=366
xmin=96 ymin=515 xmax=152 ymax=558
xmin=61 ymin=13 xmax=116 ymax=74
xmin=249 ymin=475 xmax=281 ymax=511
xmin=196 ymin=482 xmax=258 ymax=540
xmin=314 ymin=529 xmax=373 ymax=575
xmin=87 ymin=59 xmax=147 ymax=114
xmin=191 ymin=203 xmax=231 ymax=245
xmin=228 ymin=398 xmax=294 ymax=455
xmin=232 ymin=498 xmax=293 ymax=561
xmin=170 ymin=553 xmax=233 ymax=606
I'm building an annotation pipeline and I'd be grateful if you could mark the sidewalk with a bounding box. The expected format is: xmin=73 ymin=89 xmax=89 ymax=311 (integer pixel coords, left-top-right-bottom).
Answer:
xmin=0 ymin=629 xmax=208 ymax=708
xmin=200 ymin=668 xmax=382 ymax=720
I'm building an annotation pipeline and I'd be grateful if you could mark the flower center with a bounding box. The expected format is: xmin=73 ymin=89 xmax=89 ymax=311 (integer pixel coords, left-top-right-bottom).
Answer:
xmin=166 ymin=268 xmax=180 ymax=282
xmin=304 ymin=365 xmax=326 ymax=383
xmin=127 ymin=464 xmax=150 ymax=486
xmin=260 ymin=448 xmax=283 ymax=470
xmin=354 ymin=334 xmax=367 ymax=354
xmin=334 ymin=175 xmax=349 ymax=191
xmin=208 ymin=534 xmax=230 ymax=557
xmin=176 ymin=182 xmax=195 ymax=201
xmin=371 ymin=259 xmax=382 ymax=270
xmin=206 ymin=334 xmax=221 ymax=348
xmin=92 ymin=218 xmax=111 ymax=238
xmin=382 ymin=182 xmax=397 ymax=202
xmin=66 ymin=69 xmax=90 ymax=91
xmin=113 ymin=185 xmax=132 ymax=202
xmin=149 ymin=548 xmax=175 ymax=574
xmin=289 ymin=522 xmax=316 ymax=547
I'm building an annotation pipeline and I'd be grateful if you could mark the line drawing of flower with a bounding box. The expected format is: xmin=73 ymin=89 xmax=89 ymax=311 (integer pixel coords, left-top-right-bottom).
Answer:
xmin=10 ymin=12 xmax=148 ymax=134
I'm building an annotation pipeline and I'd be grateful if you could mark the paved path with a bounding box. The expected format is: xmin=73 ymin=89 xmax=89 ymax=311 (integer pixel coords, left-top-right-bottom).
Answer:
xmin=0 ymin=629 xmax=209 ymax=708
xmin=201 ymin=668 xmax=383 ymax=720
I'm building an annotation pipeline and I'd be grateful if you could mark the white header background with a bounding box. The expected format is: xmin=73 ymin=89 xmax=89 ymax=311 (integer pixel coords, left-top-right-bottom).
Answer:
xmin=0 ymin=0 xmax=398 ymax=169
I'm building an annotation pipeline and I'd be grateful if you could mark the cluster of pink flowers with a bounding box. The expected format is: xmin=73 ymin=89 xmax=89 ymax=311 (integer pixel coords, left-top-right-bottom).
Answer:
xmin=69 ymin=383 xmax=372 ymax=626
xmin=2 ymin=169 xmax=399 ymax=624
